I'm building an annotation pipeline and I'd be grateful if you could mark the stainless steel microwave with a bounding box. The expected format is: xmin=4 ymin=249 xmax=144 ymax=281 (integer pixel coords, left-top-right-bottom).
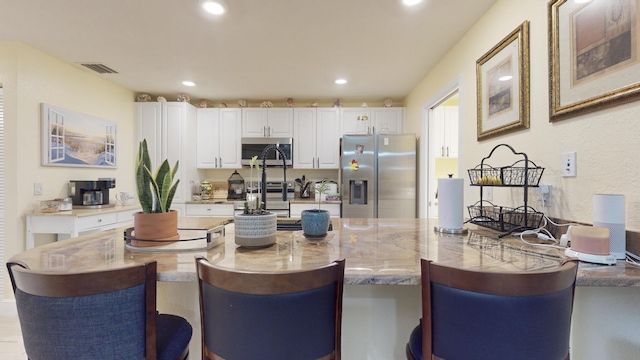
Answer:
xmin=241 ymin=138 xmax=293 ymax=166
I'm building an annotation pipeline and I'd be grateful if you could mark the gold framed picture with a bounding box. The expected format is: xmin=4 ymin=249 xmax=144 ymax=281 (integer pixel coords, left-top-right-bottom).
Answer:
xmin=549 ymin=0 xmax=640 ymax=121
xmin=476 ymin=21 xmax=530 ymax=140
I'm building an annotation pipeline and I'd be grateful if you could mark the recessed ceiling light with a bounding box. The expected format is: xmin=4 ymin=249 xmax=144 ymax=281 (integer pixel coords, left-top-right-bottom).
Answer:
xmin=335 ymin=79 xmax=348 ymax=85
xmin=182 ymin=81 xmax=196 ymax=87
xmin=402 ymin=0 xmax=423 ymax=6
xmin=200 ymin=0 xmax=227 ymax=15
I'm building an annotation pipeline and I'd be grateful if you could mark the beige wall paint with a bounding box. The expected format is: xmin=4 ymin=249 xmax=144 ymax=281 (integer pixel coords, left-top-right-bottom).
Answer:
xmin=404 ymin=0 xmax=640 ymax=231
xmin=1 ymin=40 xmax=134 ymax=298
xmin=404 ymin=3 xmax=640 ymax=358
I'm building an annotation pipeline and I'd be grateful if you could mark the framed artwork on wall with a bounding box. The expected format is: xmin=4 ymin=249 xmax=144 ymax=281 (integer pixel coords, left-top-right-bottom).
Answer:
xmin=41 ymin=103 xmax=117 ymax=168
xmin=549 ymin=0 xmax=640 ymax=121
xmin=476 ymin=21 xmax=530 ymax=140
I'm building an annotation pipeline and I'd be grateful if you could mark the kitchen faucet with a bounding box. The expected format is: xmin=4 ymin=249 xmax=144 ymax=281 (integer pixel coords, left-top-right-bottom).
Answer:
xmin=260 ymin=144 xmax=288 ymax=209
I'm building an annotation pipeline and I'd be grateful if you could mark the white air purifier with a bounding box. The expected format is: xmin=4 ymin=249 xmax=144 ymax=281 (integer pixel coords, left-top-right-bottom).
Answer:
xmin=593 ymin=194 xmax=626 ymax=260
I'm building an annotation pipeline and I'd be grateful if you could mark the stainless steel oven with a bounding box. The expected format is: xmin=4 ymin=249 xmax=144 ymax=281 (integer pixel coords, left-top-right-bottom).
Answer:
xmin=234 ymin=181 xmax=294 ymax=218
xmin=241 ymin=138 xmax=292 ymax=166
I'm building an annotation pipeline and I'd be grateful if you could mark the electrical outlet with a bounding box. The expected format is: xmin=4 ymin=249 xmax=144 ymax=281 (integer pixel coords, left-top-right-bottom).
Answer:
xmin=535 ymin=184 xmax=551 ymax=207
xmin=562 ymin=152 xmax=577 ymax=177
xmin=34 ymin=182 xmax=43 ymax=195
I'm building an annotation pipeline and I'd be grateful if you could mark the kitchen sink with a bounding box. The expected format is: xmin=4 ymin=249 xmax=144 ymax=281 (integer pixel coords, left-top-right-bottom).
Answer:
xmin=276 ymin=219 xmax=333 ymax=232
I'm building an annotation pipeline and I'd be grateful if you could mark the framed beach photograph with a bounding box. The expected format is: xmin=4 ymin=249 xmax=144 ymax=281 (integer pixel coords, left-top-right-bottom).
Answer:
xmin=41 ymin=103 xmax=117 ymax=168
xmin=549 ymin=0 xmax=640 ymax=121
xmin=476 ymin=21 xmax=530 ymax=140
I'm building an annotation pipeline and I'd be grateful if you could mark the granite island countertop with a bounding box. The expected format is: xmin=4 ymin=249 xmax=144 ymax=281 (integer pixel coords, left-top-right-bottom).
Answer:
xmin=10 ymin=218 xmax=640 ymax=287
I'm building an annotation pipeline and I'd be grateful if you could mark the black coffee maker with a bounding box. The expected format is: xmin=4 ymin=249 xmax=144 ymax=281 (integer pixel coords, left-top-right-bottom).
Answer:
xmin=68 ymin=178 xmax=116 ymax=208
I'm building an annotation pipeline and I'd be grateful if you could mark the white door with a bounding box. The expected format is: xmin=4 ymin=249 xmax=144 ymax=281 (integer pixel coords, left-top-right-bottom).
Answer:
xmin=371 ymin=107 xmax=403 ymax=134
xmin=218 ymin=108 xmax=242 ymax=168
xmin=293 ymin=108 xmax=317 ymax=168
xmin=196 ymin=108 xmax=220 ymax=168
xmin=341 ymin=108 xmax=370 ymax=135
xmin=316 ymin=108 xmax=340 ymax=169
xmin=135 ymin=102 xmax=162 ymax=167
xmin=267 ymin=108 xmax=294 ymax=137
xmin=241 ymin=108 xmax=267 ymax=137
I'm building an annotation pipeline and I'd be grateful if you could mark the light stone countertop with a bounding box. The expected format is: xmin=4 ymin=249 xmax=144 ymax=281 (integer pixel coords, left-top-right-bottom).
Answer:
xmin=9 ymin=218 xmax=640 ymax=287
xmin=27 ymin=204 xmax=142 ymax=217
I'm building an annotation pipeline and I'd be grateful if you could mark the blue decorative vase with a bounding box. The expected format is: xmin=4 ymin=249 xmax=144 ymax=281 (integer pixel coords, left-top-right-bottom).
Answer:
xmin=301 ymin=209 xmax=330 ymax=237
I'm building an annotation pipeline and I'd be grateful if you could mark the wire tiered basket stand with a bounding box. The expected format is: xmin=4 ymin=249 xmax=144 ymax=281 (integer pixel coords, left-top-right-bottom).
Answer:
xmin=467 ymin=144 xmax=545 ymax=236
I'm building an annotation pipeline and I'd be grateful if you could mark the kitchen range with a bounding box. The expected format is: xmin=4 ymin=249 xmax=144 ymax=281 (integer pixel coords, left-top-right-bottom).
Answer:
xmin=233 ymin=181 xmax=294 ymax=218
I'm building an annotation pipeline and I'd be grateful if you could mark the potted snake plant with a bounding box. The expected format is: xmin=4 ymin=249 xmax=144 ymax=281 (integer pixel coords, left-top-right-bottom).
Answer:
xmin=300 ymin=178 xmax=332 ymax=237
xmin=132 ymin=139 xmax=180 ymax=246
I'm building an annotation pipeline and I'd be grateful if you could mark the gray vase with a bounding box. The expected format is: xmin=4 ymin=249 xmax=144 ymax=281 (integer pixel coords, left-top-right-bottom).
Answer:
xmin=301 ymin=209 xmax=330 ymax=237
xmin=234 ymin=212 xmax=277 ymax=247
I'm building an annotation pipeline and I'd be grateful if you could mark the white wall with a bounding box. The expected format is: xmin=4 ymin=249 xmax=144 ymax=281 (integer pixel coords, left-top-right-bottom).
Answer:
xmin=0 ymin=40 xmax=134 ymax=298
xmin=404 ymin=0 xmax=640 ymax=230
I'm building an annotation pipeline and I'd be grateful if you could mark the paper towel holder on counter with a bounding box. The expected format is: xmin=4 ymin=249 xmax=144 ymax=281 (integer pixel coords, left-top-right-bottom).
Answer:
xmin=435 ymin=226 xmax=469 ymax=235
xmin=434 ymin=174 xmax=468 ymax=235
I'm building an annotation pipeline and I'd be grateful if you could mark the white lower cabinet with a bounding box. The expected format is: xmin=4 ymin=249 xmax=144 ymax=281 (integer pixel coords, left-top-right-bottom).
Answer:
xmin=290 ymin=203 xmax=341 ymax=218
xmin=25 ymin=206 xmax=142 ymax=249
xmin=185 ymin=203 xmax=234 ymax=217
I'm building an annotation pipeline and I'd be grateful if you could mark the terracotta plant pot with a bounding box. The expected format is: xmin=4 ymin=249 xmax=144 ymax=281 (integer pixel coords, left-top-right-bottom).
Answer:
xmin=234 ymin=212 xmax=277 ymax=247
xmin=301 ymin=209 xmax=330 ymax=237
xmin=132 ymin=210 xmax=180 ymax=247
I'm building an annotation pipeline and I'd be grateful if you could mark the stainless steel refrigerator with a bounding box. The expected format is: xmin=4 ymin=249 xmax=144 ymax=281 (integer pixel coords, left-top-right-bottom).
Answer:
xmin=341 ymin=134 xmax=416 ymax=218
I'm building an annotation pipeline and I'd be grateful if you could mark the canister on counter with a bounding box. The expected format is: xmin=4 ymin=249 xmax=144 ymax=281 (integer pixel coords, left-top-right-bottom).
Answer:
xmin=200 ymin=180 xmax=213 ymax=200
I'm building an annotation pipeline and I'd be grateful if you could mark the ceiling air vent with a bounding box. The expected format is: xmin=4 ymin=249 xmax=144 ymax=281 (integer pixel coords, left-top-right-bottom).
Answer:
xmin=79 ymin=63 xmax=118 ymax=74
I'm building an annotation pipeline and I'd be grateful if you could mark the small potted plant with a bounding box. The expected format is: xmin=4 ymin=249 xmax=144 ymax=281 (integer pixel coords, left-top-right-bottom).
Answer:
xmin=132 ymin=139 xmax=180 ymax=246
xmin=300 ymin=178 xmax=332 ymax=237
xmin=234 ymin=155 xmax=277 ymax=247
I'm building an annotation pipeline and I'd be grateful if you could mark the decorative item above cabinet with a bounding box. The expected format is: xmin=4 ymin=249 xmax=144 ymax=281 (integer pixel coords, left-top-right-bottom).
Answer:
xmin=341 ymin=107 xmax=404 ymax=135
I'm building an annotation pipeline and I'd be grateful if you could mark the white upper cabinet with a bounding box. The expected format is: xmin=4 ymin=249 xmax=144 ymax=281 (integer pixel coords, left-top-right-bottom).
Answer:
xmin=197 ymin=108 xmax=242 ymax=168
xmin=341 ymin=107 xmax=404 ymax=135
xmin=293 ymin=108 xmax=340 ymax=169
xmin=134 ymin=102 xmax=197 ymax=205
xmin=370 ymin=107 xmax=404 ymax=134
xmin=341 ymin=108 xmax=371 ymax=135
xmin=433 ymin=105 xmax=459 ymax=158
xmin=241 ymin=108 xmax=293 ymax=138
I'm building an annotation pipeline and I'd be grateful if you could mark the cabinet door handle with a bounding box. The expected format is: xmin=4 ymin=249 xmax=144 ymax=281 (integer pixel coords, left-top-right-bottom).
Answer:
xmin=214 ymin=157 xmax=218 ymax=168
xmin=268 ymin=126 xmax=272 ymax=137
xmin=441 ymin=146 xmax=445 ymax=157
xmin=446 ymin=146 xmax=449 ymax=157
xmin=219 ymin=157 xmax=222 ymax=168
xmin=263 ymin=126 xmax=267 ymax=137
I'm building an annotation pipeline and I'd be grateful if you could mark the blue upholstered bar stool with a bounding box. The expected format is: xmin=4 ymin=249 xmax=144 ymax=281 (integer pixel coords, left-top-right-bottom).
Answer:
xmin=7 ymin=261 xmax=192 ymax=360
xmin=195 ymin=256 xmax=345 ymax=360
xmin=406 ymin=259 xmax=578 ymax=360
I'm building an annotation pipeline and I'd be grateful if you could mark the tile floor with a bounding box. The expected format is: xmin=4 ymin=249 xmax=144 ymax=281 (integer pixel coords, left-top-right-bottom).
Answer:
xmin=0 ymin=315 xmax=27 ymax=359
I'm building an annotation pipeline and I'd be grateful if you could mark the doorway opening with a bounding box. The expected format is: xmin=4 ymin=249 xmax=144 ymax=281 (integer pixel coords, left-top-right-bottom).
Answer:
xmin=420 ymin=76 xmax=463 ymax=219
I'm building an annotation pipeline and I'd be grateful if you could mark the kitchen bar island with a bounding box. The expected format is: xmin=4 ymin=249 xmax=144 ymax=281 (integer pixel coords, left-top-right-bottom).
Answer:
xmin=10 ymin=218 xmax=640 ymax=359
